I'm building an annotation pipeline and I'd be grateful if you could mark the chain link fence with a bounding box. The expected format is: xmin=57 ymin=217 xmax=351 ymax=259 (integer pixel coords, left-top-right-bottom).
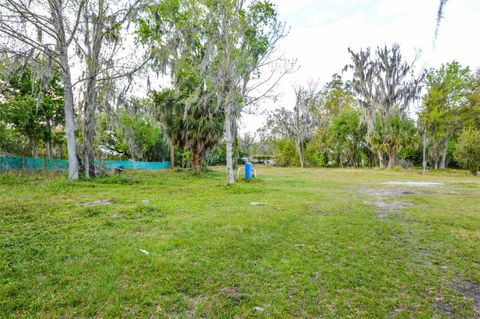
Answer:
xmin=0 ymin=155 xmax=170 ymax=172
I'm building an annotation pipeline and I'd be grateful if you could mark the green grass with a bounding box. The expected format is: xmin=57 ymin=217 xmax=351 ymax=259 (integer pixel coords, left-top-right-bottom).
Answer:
xmin=1 ymin=167 xmax=479 ymax=318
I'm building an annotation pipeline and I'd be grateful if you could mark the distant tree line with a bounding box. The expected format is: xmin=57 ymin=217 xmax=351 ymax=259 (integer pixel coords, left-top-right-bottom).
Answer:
xmin=1 ymin=0 xmax=480 ymax=179
xmin=259 ymin=46 xmax=480 ymax=174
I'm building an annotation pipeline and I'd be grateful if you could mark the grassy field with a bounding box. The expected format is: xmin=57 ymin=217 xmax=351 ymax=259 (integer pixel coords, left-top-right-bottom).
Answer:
xmin=0 ymin=167 xmax=479 ymax=318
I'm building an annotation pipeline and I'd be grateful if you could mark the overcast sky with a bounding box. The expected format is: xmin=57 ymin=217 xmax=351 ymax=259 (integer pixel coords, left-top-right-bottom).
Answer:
xmin=240 ymin=0 xmax=480 ymax=133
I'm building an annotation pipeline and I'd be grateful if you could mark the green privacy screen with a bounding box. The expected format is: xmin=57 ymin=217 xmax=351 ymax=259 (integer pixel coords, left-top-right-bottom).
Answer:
xmin=0 ymin=155 xmax=170 ymax=172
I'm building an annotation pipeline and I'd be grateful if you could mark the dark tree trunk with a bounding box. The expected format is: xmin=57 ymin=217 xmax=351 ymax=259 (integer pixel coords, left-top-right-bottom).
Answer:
xmin=367 ymin=149 xmax=376 ymax=168
xmin=82 ymin=0 xmax=106 ymax=178
xmin=169 ymin=138 xmax=175 ymax=169
xmin=233 ymin=124 xmax=239 ymax=170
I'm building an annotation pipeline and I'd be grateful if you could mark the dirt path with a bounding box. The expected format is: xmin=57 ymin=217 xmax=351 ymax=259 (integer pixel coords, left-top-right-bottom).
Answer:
xmin=359 ymin=181 xmax=439 ymax=218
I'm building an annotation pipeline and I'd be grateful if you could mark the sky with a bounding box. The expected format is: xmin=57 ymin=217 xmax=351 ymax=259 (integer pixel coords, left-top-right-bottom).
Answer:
xmin=240 ymin=0 xmax=480 ymax=133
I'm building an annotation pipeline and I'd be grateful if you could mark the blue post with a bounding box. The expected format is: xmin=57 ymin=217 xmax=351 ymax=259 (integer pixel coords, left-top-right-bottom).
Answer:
xmin=245 ymin=162 xmax=253 ymax=180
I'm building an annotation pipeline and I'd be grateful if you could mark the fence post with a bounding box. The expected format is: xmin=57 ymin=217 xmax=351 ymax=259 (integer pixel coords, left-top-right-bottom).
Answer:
xmin=44 ymin=156 xmax=47 ymax=173
xmin=21 ymin=157 xmax=24 ymax=171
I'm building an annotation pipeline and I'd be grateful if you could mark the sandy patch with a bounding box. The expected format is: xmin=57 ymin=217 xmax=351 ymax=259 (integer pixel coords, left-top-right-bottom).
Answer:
xmin=79 ymin=199 xmax=113 ymax=206
xmin=383 ymin=181 xmax=444 ymax=187
xmin=361 ymin=188 xmax=430 ymax=197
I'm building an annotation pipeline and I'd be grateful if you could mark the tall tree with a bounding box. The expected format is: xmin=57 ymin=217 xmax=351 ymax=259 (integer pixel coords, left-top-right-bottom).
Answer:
xmin=460 ymin=70 xmax=480 ymax=130
xmin=419 ymin=61 xmax=471 ymax=169
xmin=345 ymin=44 xmax=424 ymax=167
xmin=75 ymin=0 xmax=144 ymax=177
xmin=291 ymin=83 xmax=320 ymax=168
xmin=264 ymin=82 xmax=319 ymax=168
xmin=152 ymin=83 xmax=224 ymax=174
xmin=139 ymin=0 xmax=287 ymax=179
xmin=0 ymin=0 xmax=86 ymax=179
xmin=79 ymin=0 xmax=109 ymax=177
xmin=205 ymin=0 xmax=287 ymax=184
xmin=140 ymin=0 xmax=225 ymax=174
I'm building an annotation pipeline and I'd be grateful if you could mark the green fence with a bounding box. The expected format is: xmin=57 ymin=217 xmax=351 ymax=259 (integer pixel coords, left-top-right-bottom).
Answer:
xmin=0 ymin=155 xmax=170 ymax=172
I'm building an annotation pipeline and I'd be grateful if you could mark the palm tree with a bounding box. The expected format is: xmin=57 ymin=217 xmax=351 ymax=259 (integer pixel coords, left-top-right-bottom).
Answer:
xmin=152 ymin=83 xmax=224 ymax=175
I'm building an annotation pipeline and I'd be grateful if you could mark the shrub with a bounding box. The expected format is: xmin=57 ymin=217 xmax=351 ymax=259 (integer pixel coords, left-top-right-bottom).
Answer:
xmin=454 ymin=128 xmax=480 ymax=175
xmin=304 ymin=139 xmax=327 ymax=167
xmin=273 ymin=139 xmax=299 ymax=167
xmin=328 ymin=108 xmax=366 ymax=167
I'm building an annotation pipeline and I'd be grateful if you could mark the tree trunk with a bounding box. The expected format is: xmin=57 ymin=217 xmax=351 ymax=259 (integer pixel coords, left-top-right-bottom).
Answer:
xmin=169 ymin=138 xmax=175 ymax=169
xmin=46 ymin=138 xmax=53 ymax=159
xmin=49 ymin=0 xmax=79 ymax=179
xmin=60 ymin=51 xmax=79 ymax=180
xmin=192 ymin=145 xmax=202 ymax=175
xmin=367 ymin=149 xmax=376 ymax=168
xmin=387 ymin=152 xmax=396 ymax=168
xmin=232 ymin=123 xmax=239 ymax=170
xmin=47 ymin=119 xmax=54 ymax=159
xmin=82 ymin=0 xmax=105 ymax=178
xmin=31 ymin=138 xmax=38 ymax=158
xmin=377 ymin=150 xmax=386 ymax=168
xmin=295 ymin=138 xmax=304 ymax=168
xmin=422 ymin=130 xmax=427 ymax=173
xmin=439 ymin=138 xmax=448 ymax=169
xmin=47 ymin=140 xmax=53 ymax=159
xmin=225 ymin=101 xmax=235 ymax=185
xmin=83 ymin=76 xmax=96 ymax=178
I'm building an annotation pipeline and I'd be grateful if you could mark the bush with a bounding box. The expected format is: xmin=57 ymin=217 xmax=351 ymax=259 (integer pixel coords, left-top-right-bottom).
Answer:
xmin=304 ymin=139 xmax=327 ymax=167
xmin=206 ymin=143 xmax=226 ymax=166
xmin=398 ymin=146 xmax=422 ymax=167
xmin=328 ymin=108 xmax=366 ymax=167
xmin=253 ymin=154 xmax=273 ymax=160
xmin=273 ymin=139 xmax=299 ymax=167
xmin=454 ymin=128 xmax=480 ymax=175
